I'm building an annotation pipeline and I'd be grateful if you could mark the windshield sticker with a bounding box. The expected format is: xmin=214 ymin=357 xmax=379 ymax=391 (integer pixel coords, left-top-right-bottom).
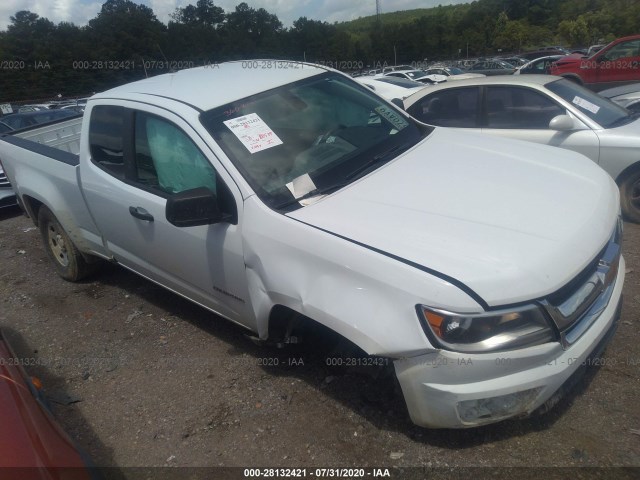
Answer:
xmin=374 ymin=105 xmax=409 ymax=131
xmin=286 ymin=173 xmax=316 ymax=199
xmin=0 ymin=103 xmax=13 ymax=115
xmin=572 ymin=96 xmax=600 ymax=114
xmin=223 ymin=113 xmax=283 ymax=154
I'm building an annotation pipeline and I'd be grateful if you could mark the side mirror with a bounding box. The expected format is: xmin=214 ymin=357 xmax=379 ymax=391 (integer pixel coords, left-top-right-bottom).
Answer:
xmin=165 ymin=187 xmax=222 ymax=228
xmin=391 ymin=98 xmax=405 ymax=109
xmin=549 ymin=114 xmax=574 ymax=131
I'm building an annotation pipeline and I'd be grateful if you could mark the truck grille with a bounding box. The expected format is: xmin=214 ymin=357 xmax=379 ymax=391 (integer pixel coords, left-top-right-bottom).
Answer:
xmin=540 ymin=218 xmax=622 ymax=348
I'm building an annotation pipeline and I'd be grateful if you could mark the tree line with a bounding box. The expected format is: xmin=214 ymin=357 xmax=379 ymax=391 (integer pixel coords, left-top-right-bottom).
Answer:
xmin=0 ymin=0 xmax=638 ymax=101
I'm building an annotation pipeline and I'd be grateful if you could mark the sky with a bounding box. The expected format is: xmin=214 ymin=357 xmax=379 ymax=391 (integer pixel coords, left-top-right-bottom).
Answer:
xmin=0 ymin=0 xmax=471 ymax=30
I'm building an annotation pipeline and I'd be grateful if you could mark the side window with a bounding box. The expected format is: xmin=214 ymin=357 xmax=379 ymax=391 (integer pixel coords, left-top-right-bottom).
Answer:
xmin=89 ymin=105 xmax=125 ymax=179
xmin=533 ymin=60 xmax=546 ymax=72
xmin=602 ymin=39 xmax=640 ymax=61
xmin=407 ymin=87 xmax=479 ymax=127
xmin=134 ymin=112 xmax=217 ymax=195
xmin=486 ymin=87 xmax=565 ymax=129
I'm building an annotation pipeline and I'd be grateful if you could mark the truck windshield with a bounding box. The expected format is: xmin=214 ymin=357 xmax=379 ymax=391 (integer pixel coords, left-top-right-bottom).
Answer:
xmin=200 ymin=72 xmax=429 ymax=210
xmin=546 ymin=78 xmax=631 ymax=128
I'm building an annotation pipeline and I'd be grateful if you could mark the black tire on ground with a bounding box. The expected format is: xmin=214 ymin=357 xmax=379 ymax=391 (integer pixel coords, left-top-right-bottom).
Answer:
xmin=37 ymin=206 xmax=98 ymax=281
xmin=620 ymin=169 xmax=640 ymax=224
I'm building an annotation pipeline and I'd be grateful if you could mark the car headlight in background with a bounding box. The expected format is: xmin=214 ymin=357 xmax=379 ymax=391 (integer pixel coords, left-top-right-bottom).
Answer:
xmin=417 ymin=304 xmax=555 ymax=353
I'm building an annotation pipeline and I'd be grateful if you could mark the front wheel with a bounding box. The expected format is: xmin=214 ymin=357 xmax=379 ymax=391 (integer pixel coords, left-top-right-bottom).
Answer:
xmin=620 ymin=169 xmax=640 ymax=223
xmin=38 ymin=206 xmax=98 ymax=281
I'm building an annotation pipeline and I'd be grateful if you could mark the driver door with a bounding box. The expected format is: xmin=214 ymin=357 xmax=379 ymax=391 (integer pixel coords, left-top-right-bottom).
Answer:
xmin=80 ymin=102 xmax=253 ymax=327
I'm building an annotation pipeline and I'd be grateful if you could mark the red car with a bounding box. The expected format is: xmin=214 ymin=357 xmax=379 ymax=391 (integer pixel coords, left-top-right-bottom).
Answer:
xmin=550 ymin=34 xmax=640 ymax=91
xmin=0 ymin=330 xmax=97 ymax=479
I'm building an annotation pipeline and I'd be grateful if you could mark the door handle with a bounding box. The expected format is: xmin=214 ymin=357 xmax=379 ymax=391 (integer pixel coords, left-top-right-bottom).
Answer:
xmin=129 ymin=206 xmax=154 ymax=222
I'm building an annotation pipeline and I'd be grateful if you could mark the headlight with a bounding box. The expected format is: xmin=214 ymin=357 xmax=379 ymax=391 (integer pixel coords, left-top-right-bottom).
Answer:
xmin=417 ymin=304 xmax=555 ymax=353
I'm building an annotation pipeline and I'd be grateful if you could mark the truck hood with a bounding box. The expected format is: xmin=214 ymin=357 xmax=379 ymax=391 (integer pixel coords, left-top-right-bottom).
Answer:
xmin=288 ymin=128 xmax=619 ymax=307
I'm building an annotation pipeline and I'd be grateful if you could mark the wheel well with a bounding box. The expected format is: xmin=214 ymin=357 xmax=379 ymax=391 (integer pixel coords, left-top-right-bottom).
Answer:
xmin=21 ymin=195 xmax=44 ymax=226
xmin=267 ymin=304 xmax=368 ymax=357
xmin=615 ymin=161 xmax=640 ymax=186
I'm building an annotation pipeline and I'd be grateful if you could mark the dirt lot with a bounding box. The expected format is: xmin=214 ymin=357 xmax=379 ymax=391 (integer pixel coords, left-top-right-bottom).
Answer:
xmin=1 ymin=204 xmax=639 ymax=478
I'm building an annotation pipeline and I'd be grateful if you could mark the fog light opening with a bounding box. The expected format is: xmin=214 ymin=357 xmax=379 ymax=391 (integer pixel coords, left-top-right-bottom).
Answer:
xmin=456 ymin=387 xmax=543 ymax=425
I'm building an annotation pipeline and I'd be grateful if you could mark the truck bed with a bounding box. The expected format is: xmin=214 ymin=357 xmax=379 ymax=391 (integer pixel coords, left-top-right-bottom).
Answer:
xmin=12 ymin=116 xmax=83 ymax=155
xmin=0 ymin=115 xmax=104 ymax=256
xmin=0 ymin=116 xmax=83 ymax=207
xmin=1 ymin=116 xmax=82 ymax=166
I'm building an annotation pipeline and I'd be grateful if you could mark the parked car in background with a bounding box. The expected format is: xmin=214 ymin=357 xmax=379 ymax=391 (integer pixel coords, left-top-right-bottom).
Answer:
xmin=423 ymin=66 xmax=485 ymax=80
xmin=356 ymin=75 xmax=428 ymax=101
xmin=18 ymin=104 xmax=55 ymax=112
xmin=381 ymin=64 xmax=413 ymax=73
xmin=1 ymin=109 xmax=80 ymax=130
xmin=599 ymin=83 xmax=640 ymax=112
xmin=466 ymin=60 xmax=516 ymax=76
xmin=520 ymin=49 xmax=568 ymax=60
xmin=550 ymin=34 xmax=640 ymax=91
xmin=0 ymin=120 xmax=13 ymax=133
xmin=499 ymin=56 xmax=528 ymax=67
xmin=540 ymin=46 xmax=570 ymax=54
xmin=0 ymin=330 xmax=96 ymax=476
xmin=60 ymin=104 xmax=86 ymax=114
xmin=587 ymin=44 xmax=606 ymax=57
xmin=0 ymin=161 xmax=17 ymax=208
xmin=515 ymin=55 xmax=563 ymax=75
xmin=384 ymin=70 xmax=447 ymax=84
xmin=403 ymin=74 xmax=640 ymax=221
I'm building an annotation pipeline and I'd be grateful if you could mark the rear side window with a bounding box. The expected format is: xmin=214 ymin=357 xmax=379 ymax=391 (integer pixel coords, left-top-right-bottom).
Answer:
xmin=407 ymin=87 xmax=479 ymax=127
xmin=89 ymin=105 xmax=125 ymax=178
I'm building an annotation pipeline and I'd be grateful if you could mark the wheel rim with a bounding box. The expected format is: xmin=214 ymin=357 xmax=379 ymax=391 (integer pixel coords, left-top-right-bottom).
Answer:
xmin=47 ymin=222 xmax=69 ymax=267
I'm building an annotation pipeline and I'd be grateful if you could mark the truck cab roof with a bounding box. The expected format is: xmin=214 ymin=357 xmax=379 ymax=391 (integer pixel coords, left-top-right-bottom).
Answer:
xmin=94 ymin=61 xmax=328 ymax=112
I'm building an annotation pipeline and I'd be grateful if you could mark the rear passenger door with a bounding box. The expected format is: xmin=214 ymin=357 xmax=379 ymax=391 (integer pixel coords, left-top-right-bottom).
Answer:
xmin=80 ymin=102 xmax=254 ymax=327
xmin=480 ymin=85 xmax=600 ymax=162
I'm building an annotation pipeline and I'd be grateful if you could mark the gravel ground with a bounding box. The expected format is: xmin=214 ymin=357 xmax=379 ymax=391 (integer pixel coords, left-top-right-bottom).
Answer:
xmin=0 ymin=204 xmax=639 ymax=479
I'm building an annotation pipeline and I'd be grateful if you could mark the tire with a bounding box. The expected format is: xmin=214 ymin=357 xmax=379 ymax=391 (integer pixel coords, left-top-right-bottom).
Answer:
xmin=37 ymin=206 xmax=97 ymax=281
xmin=620 ymin=169 xmax=640 ymax=224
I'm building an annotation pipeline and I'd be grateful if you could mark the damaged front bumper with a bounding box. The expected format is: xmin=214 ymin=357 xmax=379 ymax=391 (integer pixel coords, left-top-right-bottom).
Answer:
xmin=394 ymin=255 xmax=625 ymax=429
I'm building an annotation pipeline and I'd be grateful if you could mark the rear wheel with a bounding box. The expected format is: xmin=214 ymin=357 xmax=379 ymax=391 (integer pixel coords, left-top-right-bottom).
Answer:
xmin=38 ymin=206 xmax=97 ymax=281
xmin=620 ymin=169 xmax=640 ymax=223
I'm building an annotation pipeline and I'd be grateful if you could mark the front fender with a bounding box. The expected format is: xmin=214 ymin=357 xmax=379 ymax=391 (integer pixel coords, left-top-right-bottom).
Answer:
xmin=242 ymin=197 xmax=483 ymax=357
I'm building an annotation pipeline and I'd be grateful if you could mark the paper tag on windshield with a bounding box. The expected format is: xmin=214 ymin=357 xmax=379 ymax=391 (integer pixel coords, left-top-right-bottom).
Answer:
xmin=285 ymin=173 xmax=326 ymax=205
xmin=286 ymin=173 xmax=315 ymax=197
xmin=0 ymin=104 xmax=12 ymax=115
xmin=223 ymin=113 xmax=283 ymax=154
xmin=572 ymin=96 xmax=600 ymax=114
xmin=374 ymin=105 xmax=408 ymax=131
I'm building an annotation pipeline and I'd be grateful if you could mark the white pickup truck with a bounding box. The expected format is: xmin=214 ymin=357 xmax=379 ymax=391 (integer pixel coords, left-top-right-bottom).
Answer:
xmin=0 ymin=61 xmax=625 ymax=428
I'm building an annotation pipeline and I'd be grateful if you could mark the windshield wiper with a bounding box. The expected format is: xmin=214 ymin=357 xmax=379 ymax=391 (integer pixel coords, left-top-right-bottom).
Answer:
xmin=344 ymin=142 xmax=413 ymax=181
xmin=275 ymin=182 xmax=349 ymax=210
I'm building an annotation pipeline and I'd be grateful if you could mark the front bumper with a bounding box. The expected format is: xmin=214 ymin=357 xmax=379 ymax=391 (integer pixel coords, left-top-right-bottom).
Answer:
xmin=394 ymin=256 xmax=625 ymax=429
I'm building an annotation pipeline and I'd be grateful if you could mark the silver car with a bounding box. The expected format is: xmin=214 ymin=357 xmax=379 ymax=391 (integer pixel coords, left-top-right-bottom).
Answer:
xmin=403 ymin=75 xmax=640 ymax=222
xmin=599 ymin=83 xmax=640 ymax=113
